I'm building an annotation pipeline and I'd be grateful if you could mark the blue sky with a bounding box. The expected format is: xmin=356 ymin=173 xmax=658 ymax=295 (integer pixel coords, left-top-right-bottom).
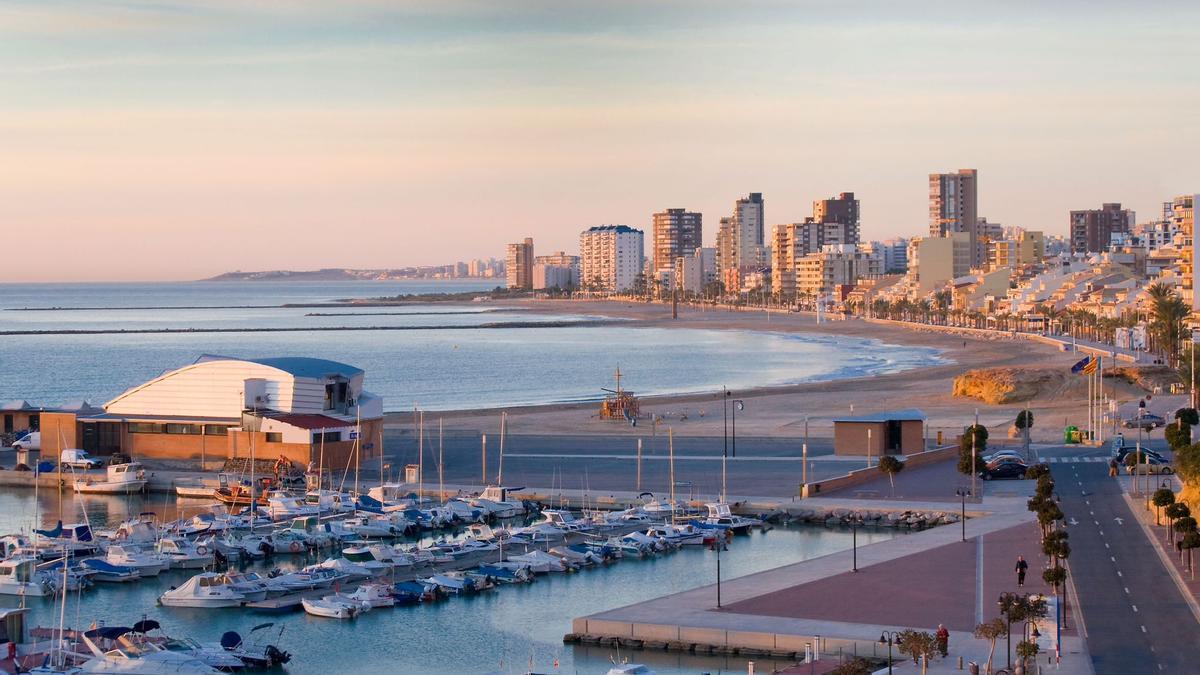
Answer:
xmin=1 ymin=0 xmax=1197 ymax=280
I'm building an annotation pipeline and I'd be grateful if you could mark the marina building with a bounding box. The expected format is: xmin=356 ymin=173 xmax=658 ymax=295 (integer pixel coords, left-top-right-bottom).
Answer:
xmin=39 ymin=356 xmax=383 ymax=469
xmin=580 ymin=225 xmax=645 ymax=293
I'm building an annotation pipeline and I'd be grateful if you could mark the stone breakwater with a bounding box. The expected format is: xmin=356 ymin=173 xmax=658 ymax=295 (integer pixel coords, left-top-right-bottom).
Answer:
xmin=787 ymin=506 xmax=962 ymax=529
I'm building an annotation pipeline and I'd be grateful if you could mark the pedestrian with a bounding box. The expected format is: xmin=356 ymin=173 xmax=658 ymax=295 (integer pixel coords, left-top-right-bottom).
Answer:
xmin=1015 ymin=555 xmax=1028 ymax=587
xmin=936 ymin=624 xmax=949 ymax=658
xmin=1109 ymin=457 xmax=1119 ymax=477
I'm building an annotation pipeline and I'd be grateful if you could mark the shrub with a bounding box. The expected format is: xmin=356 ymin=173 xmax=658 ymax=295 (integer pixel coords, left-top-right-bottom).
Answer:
xmin=1016 ymin=410 xmax=1035 ymax=429
xmin=1025 ymin=463 xmax=1050 ymax=480
xmin=1166 ymin=424 xmax=1192 ymax=450
xmin=1176 ymin=407 xmax=1200 ymax=426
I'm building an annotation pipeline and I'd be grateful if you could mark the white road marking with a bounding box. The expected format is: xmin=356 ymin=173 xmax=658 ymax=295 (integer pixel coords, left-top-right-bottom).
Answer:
xmin=1125 ymin=587 xmax=1131 ymax=594
xmin=1132 ymin=604 xmax=1138 ymax=612
xmin=1105 ymin=542 xmax=1110 ymax=549
xmin=1111 ymin=556 xmax=1117 ymax=562
xmin=1141 ymin=625 xmax=1147 ymax=633
xmin=1117 ymin=570 xmax=1123 ymax=577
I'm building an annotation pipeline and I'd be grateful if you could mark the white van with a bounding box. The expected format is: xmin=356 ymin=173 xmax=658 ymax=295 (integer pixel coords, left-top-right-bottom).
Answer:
xmin=12 ymin=432 xmax=40 ymax=451
xmin=60 ymin=448 xmax=104 ymax=470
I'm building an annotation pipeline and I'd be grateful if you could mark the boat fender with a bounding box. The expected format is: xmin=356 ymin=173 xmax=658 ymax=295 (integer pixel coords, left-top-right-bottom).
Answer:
xmin=289 ymin=541 xmax=302 ymax=553
xmin=196 ymin=545 xmax=209 ymax=556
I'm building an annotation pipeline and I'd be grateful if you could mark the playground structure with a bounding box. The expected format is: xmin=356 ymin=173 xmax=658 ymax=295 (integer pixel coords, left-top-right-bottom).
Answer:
xmin=599 ymin=367 xmax=642 ymax=422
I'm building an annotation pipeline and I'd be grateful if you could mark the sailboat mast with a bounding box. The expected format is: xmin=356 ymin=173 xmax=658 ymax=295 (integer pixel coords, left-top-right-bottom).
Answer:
xmin=354 ymin=405 xmax=361 ymax=499
xmin=249 ymin=408 xmax=256 ymax=533
xmin=418 ymin=411 xmax=425 ymax=501
xmin=438 ymin=418 xmax=444 ymax=503
xmin=669 ymin=427 xmax=675 ymax=504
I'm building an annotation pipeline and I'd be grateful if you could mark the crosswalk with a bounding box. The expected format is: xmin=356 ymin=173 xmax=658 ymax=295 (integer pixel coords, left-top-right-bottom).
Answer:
xmin=1042 ymin=456 xmax=1109 ymax=463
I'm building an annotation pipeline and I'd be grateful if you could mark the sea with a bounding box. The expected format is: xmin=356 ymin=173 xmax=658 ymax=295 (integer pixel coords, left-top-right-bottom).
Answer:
xmin=0 ymin=490 xmax=901 ymax=675
xmin=0 ymin=280 xmax=943 ymax=411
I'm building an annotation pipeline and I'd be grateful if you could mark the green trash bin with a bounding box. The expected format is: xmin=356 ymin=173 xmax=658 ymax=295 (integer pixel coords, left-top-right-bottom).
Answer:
xmin=1064 ymin=425 xmax=1080 ymax=444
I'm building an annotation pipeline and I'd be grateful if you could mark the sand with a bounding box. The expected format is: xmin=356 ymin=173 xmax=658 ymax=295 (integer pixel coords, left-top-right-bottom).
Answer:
xmin=380 ymin=298 xmax=1128 ymax=445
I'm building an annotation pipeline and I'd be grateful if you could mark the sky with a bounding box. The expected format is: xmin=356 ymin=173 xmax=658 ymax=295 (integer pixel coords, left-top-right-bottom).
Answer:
xmin=1 ymin=0 xmax=1198 ymax=282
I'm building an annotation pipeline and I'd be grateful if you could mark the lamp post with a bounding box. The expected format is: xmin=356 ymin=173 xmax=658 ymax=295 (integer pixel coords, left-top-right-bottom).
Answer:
xmin=850 ymin=514 xmax=864 ymax=572
xmin=731 ymin=399 xmax=744 ymax=458
xmin=998 ymin=591 xmax=1020 ymax=671
xmin=802 ymin=416 xmax=809 ymax=487
xmin=955 ymin=487 xmax=968 ymax=542
xmin=1021 ymin=620 xmax=1041 ymax=673
xmin=723 ymin=387 xmax=730 ymax=462
xmin=878 ymin=630 xmax=898 ymax=675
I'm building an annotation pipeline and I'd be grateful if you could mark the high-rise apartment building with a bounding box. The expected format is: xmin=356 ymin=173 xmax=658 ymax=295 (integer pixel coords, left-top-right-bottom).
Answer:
xmin=651 ymin=209 xmax=702 ymax=275
xmin=580 ymin=225 xmax=645 ymax=293
xmin=929 ymin=169 xmax=980 ymax=266
xmin=1069 ymin=203 xmax=1135 ymax=253
xmin=505 ymin=237 xmax=534 ymax=290
xmin=909 ymin=232 xmax=972 ymax=296
xmin=1172 ymin=195 xmax=1197 ymax=310
xmin=793 ymin=244 xmax=881 ymax=299
xmin=812 ymin=192 xmax=860 ymax=245
xmin=532 ymin=251 xmax=580 ymax=291
xmin=674 ymin=247 xmax=717 ymax=295
xmin=717 ymin=193 xmax=765 ymax=292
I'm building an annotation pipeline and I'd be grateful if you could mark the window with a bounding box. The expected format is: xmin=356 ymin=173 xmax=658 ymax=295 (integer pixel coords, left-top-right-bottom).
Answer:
xmin=203 ymin=425 xmax=230 ymax=436
xmin=324 ymin=384 xmax=334 ymax=410
xmin=164 ymin=423 xmax=202 ymax=435
xmin=265 ymin=432 xmax=283 ymax=443
xmin=128 ymin=423 xmax=163 ymax=434
xmin=314 ymin=431 xmax=340 ymax=443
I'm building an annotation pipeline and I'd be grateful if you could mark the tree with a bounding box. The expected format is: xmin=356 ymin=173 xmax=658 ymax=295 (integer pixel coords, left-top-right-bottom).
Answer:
xmin=1016 ymin=640 xmax=1040 ymax=672
xmin=998 ymin=593 xmax=1048 ymax=671
xmin=1016 ymin=410 xmax=1035 ymax=451
xmin=896 ymin=629 xmax=938 ymax=672
xmin=1146 ymin=283 xmax=1189 ymax=365
xmin=1153 ymin=488 xmax=1176 ymax=527
xmin=958 ymin=424 xmax=989 ymax=475
xmin=1166 ymin=423 xmax=1192 ymax=451
xmin=1165 ymin=502 xmax=1190 ymax=546
xmin=877 ymin=456 xmax=905 ymax=496
xmin=1037 ymin=503 xmax=1065 ymax=541
xmin=1176 ymin=408 xmax=1200 ymax=426
xmin=1042 ymin=530 xmax=1070 ymax=568
xmin=1182 ymin=531 xmax=1200 ymax=578
xmin=1042 ymin=566 xmax=1067 ymax=596
xmin=1025 ymin=463 xmax=1051 ymax=480
xmin=974 ymin=618 xmax=1007 ymax=675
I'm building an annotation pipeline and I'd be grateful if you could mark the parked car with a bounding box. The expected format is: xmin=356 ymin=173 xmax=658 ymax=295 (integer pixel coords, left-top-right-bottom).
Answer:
xmin=1112 ymin=446 xmax=1166 ymax=466
xmin=59 ymin=449 xmax=104 ymax=470
xmin=1124 ymin=413 xmax=1166 ymax=430
xmin=1125 ymin=454 xmax=1174 ymax=475
xmin=981 ymin=459 xmax=1028 ymax=480
xmin=983 ymin=450 xmax=1025 ymax=464
xmin=11 ymin=431 xmax=40 ymax=451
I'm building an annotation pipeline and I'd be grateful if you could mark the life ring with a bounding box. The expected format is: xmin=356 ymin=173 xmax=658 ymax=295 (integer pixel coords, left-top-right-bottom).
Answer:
xmin=196 ymin=545 xmax=209 ymax=556
xmin=288 ymin=541 xmax=303 ymax=553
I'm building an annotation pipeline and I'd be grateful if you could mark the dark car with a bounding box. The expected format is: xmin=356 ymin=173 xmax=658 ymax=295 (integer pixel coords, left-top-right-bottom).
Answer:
xmin=1124 ymin=413 xmax=1166 ymax=430
xmin=1112 ymin=446 xmax=1166 ymax=465
xmin=981 ymin=459 xmax=1028 ymax=480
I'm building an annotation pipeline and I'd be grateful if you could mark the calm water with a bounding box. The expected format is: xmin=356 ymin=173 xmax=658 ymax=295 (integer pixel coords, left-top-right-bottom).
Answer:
xmin=0 ymin=491 xmax=900 ymax=675
xmin=0 ymin=281 xmax=943 ymax=411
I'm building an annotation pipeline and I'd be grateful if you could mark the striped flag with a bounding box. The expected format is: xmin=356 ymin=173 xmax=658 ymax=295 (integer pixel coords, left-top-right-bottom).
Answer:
xmin=1070 ymin=356 xmax=1091 ymax=374
xmin=1082 ymin=356 xmax=1099 ymax=375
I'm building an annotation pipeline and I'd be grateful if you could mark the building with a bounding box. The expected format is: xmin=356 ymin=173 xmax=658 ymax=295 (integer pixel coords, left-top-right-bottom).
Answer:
xmin=1 ymin=400 xmax=40 ymax=439
xmin=532 ymin=251 xmax=580 ymax=291
xmin=505 ymin=238 xmax=534 ymax=290
xmin=674 ymin=247 xmax=717 ymax=295
xmin=929 ymin=169 xmax=980 ymax=266
xmin=812 ymin=192 xmax=860 ymax=245
xmin=909 ymin=232 xmax=972 ymax=296
xmin=651 ymin=208 xmax=702 ymax=276
xmin=716 ymin=193 xmax=765 ymax=292
xmin=579 ymin=225 xmax=645 ymax=293
xmin=832 ymin=409 xmax=926 ymax=457
xmin=1070 ymin=204 xmax=1134 ymax=253
xmin=40 ymin=356 xmax=384 ymax=468
xmin=1171 ymin=195 xmax=1197 ymax=310
xmin=880 ymin=238 xmax=909 ymax=273
xmin=793 ymin=244 xmax=881 ymax=299
xmin=987 ymin=230 xmax=1045 ymax=271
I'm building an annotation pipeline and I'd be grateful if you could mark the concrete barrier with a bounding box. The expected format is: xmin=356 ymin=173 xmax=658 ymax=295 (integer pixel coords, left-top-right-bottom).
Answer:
xmin=801 ymin=444 xmax=958 ymax=498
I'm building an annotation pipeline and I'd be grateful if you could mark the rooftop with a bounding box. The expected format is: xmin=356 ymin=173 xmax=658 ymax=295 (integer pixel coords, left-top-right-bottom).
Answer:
xmin=194 ymin=355 xmax=363 ymax=379
xmin=832 ymin=408 xmax=926 ymax=423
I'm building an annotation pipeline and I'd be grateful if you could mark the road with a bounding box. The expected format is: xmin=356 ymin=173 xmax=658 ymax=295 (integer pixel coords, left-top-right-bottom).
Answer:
xmin=1041 ymin=443 xmax=1200 ymax=673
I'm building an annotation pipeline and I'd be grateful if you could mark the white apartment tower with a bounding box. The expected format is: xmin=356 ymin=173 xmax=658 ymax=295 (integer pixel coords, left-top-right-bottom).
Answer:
xmin=580 ymin=225 xmax=645 ymax=293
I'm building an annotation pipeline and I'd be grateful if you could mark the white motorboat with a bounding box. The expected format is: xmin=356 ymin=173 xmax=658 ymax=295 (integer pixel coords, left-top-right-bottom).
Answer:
xmin=96 ymin=516 xmax=159 ymax=547
xmin=80 ymin=559 xmax=141 ymax=583
xmin=173 ymin=478 xmax=216 ymax=499
xmin=336 ymin=583 xmax=395 ymax=608
xmin=647 ymin=523 xmax=710 ymax=546
xmin=342 ymin=544 xmax=414 ymax=573
xmin=73 ymin=462 xmax=147 ymax=495
xmin=606 ymin=665 xmax=656 ymax=675
xmin=265 ymin=492 xmax=315 ymax=521
xmin=471 ymin=485 xmax=527 ymax=518
xmin=0 ymin=558 xmax=51 ymax=596
xmin=701 ymin=502 xmax=761 ymax=534
xmin=156 ymin=537 xmax=215 ymax=569
xmin=77 ymin=626 xmax=222 ymax=673
xmin=159 ymin=573 xmax=247 ymax=608
xmin=311 ymin=557 xmax=376 ymax=581
xmin=638 ymin=492 xmax=678 ymax=517
xmin=506 ymin=550 xmax=568 ymax=573
xmin=211 ymin=572 xmax=269 ymax=602
xmin=537 ymin=509 xmax=593 ymax=533
xmin=301 ymin=596 xmax=366 ymax=619
xmin=303 ymin=490 xmax=353 ymax=514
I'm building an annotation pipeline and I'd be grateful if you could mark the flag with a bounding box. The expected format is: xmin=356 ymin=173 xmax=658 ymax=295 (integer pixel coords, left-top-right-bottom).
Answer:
xmin=1082 ymin=357 xmax=1099 ymax=375
xmin=1070 ymin=356 xmax=1090 ymax=374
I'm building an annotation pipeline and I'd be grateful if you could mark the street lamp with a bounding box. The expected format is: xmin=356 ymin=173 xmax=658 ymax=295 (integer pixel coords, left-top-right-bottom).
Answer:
xmin=731 ymin=399 xmax=744 ymax=458
xmin=713 ymin=532 xmax=726 ymax=608
xmin=955 ymin=487 xmax=969 ymax=542
xmin=850 ymin=514 xmax=864 ymax=572
xmin=878 ymin=630 xmax=899 ymax=675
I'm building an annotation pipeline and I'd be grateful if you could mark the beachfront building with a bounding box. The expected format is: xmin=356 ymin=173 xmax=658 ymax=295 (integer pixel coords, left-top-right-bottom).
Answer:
xmin=506 ymin=237 xmax=535 ymax=290
xmin=716 ymin=193 xmax=765 ymax=293
xmin=39 ymin=356 xmax=384 ymax=469
xmin=674 ymin=247 xmax=717 ymax=295
xmin=833 ymin=409 xmax=926 ymax=457
xmin=1070 ymin=203 xmax=1134 ymax=254
xmin=532 ymin=251 xmax=580 ymax=291
xmin=794 ymin=244 xmax=881 ymax=299
xmin=929 ymin=169 xmax=981 ymax=266
xmin=580 ymin=225 xmax=645 ymax=293
xmin=651 ymin=208 xmax=702 ymax=277
xmin=987 ymin=230 xmax=1045 ymax=272
xmin=908 ymin=232 xmax=972 ymax=296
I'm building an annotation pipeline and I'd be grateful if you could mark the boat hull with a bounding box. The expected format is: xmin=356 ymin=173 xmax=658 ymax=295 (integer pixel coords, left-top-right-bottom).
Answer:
xmin=74 ymin=480 xmax=147 ymax=495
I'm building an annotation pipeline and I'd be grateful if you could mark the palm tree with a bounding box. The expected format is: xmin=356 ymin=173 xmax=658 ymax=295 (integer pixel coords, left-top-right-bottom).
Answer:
xmin=1146 ymin=283 xmax=1189 ymax=365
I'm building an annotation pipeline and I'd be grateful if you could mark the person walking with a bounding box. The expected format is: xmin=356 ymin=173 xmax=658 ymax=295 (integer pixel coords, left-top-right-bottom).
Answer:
xmin=1015 ymin=555 xmax=1028 ymax=587
xmin=936 ymin=624 xmax=949 ymax=658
